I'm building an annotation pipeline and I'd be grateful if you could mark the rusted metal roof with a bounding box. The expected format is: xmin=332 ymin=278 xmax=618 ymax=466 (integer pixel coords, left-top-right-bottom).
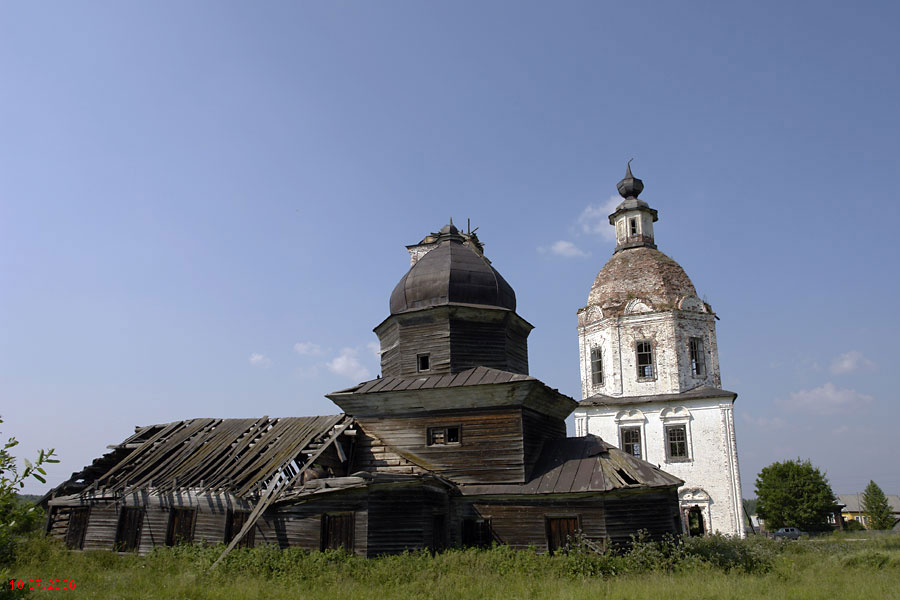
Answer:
xmin=49 ymin=415 xmax=348 ymax=500
xmin=580 ymin=386 xmax=736 ymax=407
xmin=458 ymin=435 xmax=682 ymax=496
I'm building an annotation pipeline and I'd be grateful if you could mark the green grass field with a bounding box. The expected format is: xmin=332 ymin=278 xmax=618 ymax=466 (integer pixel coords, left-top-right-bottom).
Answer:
xmin=4 ymin=533 xmax=899 ymax=600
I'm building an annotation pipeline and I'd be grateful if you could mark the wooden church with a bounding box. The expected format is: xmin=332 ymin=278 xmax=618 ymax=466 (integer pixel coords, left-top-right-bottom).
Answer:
xmin=43 ymin=222 xmax=684 ymax=558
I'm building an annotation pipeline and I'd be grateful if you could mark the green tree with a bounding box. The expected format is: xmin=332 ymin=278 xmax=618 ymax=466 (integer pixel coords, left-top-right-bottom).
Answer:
xmin=755 ymin=459 xmax=835 ymax=532
xmin=861 ymin=480 xmax=895 ymax=530
xmin=1 ymin=415 xmax=58 ymax=563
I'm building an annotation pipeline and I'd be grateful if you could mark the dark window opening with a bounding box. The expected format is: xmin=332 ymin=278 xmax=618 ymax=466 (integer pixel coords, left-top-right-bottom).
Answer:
xmin=417 ymin=353 xmax=430 ymax=372
xmin=462 ymin=518 xmax=493 ymax=548
xmin=629 ymin=218 xmax=638 ymax=235
xmin=689 ymin=337 xmax=706 ymax=376
xmin=687 ymin=506 xmax=705 ymax=537
xmin=65 ymin=507 xmax=90 ymax=550
xmin=225 ymin=510 xmax=255 ymax=548
xmin=166 ymin=508 xmax=195 ymax=546
xmin=590 ymin=347 xmax=603 ymax=386
xmin=636 ymin=341 xmax=654 ymax=379
xmin=428 ymin=425 xmax=461 ymax=446
xmin=666 ymin=425 xmax=688 ymax=461
xmin=620 ymin=427 xmax=641 ymax=459
xmin=546 ymin=517 xmax=580 ymax=554
xmin=321 ymin=513 xmax=354 ymax=552
xmin=115 ymin=507 xmax=144 ymax=552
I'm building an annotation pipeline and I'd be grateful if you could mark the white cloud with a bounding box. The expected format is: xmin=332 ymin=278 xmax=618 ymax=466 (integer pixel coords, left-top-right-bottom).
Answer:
xmin=367 ymin=341 xmax=381 ymax=358
xmin=830 ymin=350 xmax=876 ymax=375
xmin=539 ymin=240 xmax=589 ymax=258
xmin=783 ymin=383 xmax=874 ymax=415
xmin=249 ymin=353 xmax=271 ymax=368
xmin=294 ymin=341 xmax=324 ymax=356
xmin=327 ymin=347 xmax=371 ymax=381
xmin=577 ymin=195 xmax=620 ymax=241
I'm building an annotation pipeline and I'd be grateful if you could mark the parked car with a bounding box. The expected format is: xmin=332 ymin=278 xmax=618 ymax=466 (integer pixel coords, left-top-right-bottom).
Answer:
xmin=774 ymin=527 xmax=804 ymax=540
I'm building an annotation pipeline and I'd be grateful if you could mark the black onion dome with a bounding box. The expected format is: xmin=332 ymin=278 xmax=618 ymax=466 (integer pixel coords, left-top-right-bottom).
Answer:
xmin=389 ymin=239 xmax=517 ymax=315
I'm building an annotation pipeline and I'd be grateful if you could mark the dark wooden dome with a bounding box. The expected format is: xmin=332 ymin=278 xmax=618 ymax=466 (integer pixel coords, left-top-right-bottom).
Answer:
xmin=389 ymin=238 xmax=516 ymax=315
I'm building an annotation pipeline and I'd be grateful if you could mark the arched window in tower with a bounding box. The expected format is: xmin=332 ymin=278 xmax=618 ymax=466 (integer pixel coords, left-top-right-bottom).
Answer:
xmin=590 ymin=347 xmax=603 ymax=386
xmin=689 ymin=338 xmax=706 ymax=377
xmin=636 ymin=341 xmax=655 ymax=379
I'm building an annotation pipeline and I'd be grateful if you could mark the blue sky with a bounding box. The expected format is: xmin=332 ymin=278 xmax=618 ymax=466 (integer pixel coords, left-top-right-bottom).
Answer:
xmin=2 ymin=2 xmax=898 ymax=498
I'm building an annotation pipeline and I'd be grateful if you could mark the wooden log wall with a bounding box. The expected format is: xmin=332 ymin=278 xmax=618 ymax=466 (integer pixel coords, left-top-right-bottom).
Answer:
xmin=462 ymin=490 xmax=681 ymax=551
xmin=377 ymin=311 xmax=451 ymax=378
xmin=356 ymin=408 xmax=526 ymax=484
xmin=271 ymin=489 xmax=369 ymax=556
xmin=465 ymin=499 xmax=608 ymax=551
xmin=367 ymin=484 xmax=448 ymax=557
xmin=603 ymin=489 xmax=682 ymax=545
xmin=376 ymin=306 xmax=532 ymax=378
xmin=520 ymin=408 xmax=567 ymax=480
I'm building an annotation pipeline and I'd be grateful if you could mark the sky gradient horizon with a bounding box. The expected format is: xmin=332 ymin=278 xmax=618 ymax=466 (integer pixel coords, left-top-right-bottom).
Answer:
xmin=2 ymin=2 xmax=898 ymax=500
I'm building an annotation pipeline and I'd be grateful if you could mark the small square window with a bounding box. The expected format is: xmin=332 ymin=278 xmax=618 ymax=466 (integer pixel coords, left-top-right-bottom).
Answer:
xmin=428 ymin=426 xmax=461 ymax=446
xmin=417 ymin=354 xmax=430 ymax=372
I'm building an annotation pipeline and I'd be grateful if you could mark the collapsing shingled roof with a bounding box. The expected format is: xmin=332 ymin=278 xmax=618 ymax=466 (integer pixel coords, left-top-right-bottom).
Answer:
xmin=45 ymin=414 xmax=350 ymax=501
xmin=459 ymin=435 xmax=683 ymax=496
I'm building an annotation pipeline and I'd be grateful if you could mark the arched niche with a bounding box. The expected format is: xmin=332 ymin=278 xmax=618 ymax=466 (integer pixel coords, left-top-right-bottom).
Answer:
xmin=660 ymin=406 xmax=692 ymax=422
xmin=624 ymin=298 xmax=652 ymax=314
xmin=614 ymin=408 xmax=646 ymax=424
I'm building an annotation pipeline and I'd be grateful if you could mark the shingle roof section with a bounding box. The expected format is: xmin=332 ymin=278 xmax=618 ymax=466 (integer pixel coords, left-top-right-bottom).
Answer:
xmin=341 ymin=366 xmax=533 ymax=395
xmin=459 ymin=435 xmax=682 ymax=495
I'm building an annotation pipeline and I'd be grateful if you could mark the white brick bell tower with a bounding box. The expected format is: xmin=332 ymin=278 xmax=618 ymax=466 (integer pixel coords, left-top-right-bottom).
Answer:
xmin=574 ymin=163 xmax=745 ymax=537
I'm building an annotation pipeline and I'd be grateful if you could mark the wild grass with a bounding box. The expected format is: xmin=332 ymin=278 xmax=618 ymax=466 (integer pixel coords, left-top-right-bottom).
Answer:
xmin=3 ymin=533 xmax=899 ymax=600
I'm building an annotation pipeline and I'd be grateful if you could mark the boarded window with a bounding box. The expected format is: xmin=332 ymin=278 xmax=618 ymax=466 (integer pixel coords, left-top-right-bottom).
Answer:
xmin=546 ymin=517 xmax=579 ymax=553
xmin=427 ymin=425 xmax=461 ymax=446
xmin=115 ymin=507 xmax=144 ymax=552
xmin=166 ymin=508 xmax=196 ymax=546
xmin=636 ymin=341 xmax=654 ymax=379
xmin=65 ymin=507 xmax=90 ymax=550
xmin=620 ymin=427 xmax=641 ymax=458
xmin=321 ymin=513 xmax=354 ymax=551
xmin=462 ymin=518 xmax=493 ymax=548
xmin=689 ymin=337 xmax=706 ymax=376
xmin=225 ymin=510 xmax=255 ymax=548
xmin=590 ymin=347 xmax=603 ymax=386
xmin=666 ymin=425 xmax=688 ymax=461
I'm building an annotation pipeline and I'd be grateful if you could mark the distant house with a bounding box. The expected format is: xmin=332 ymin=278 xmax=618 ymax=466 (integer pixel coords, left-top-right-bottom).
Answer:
xmin=837 ymin=494 xmax=900 ymax=529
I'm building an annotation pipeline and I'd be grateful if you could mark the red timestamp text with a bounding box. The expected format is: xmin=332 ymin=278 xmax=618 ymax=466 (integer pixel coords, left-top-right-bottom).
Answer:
xmin=8 ymin=579 xmax=76 ymax=590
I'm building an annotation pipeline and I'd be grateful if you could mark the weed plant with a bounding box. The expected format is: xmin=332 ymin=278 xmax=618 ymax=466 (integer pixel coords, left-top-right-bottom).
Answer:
xmin=4 ymin=532 xmax=900 ymax=599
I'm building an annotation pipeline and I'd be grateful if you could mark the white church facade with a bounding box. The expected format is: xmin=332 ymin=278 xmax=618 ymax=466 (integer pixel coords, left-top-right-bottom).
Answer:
xmin=573 ymin=164 xmax=745 ymax=537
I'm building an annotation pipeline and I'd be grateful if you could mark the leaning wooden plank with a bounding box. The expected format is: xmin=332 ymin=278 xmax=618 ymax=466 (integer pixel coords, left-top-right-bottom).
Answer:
xmin=210 ymin=417 xmax=352 ymax=570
